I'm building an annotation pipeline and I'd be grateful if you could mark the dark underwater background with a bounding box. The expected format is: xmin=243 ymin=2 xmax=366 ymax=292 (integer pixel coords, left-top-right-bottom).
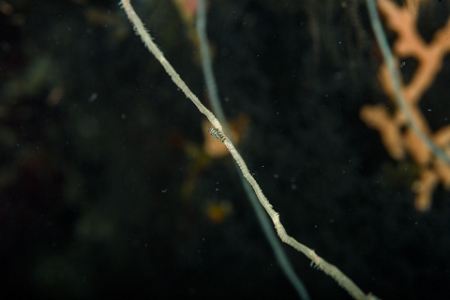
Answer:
xmin=1 ymin=0 xmax=450 ymax=299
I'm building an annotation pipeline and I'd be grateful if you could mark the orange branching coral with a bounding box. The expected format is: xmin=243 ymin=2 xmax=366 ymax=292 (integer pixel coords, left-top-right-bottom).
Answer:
xmin=172 ymin=0 xmax=200 ymax=48
xmin=205 ymin=199 xmax=233 ymax=224
xmin=360 ymin=104 xmax=405 ymax=160
xmin=203 ymin=115 xmax=250 ymax=158
xmin=360 ymin=0 xmax=450 ymax=211
xmin=173 ymin=0 xmax=198 ymax=25
xmin=177 ymin=116 xmax=249 ymax=200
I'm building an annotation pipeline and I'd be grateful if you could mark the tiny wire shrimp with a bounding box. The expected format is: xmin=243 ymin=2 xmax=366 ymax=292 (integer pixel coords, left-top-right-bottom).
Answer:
xmin=209 ymin=127 xmax=226 ymax=142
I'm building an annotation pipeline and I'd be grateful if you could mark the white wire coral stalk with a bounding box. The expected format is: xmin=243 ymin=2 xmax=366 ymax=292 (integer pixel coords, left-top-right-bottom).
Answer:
xmin=195 ymin=0 xmax=309 ymax=299
xmin=120 ymin=1 xmax=377 ymax=299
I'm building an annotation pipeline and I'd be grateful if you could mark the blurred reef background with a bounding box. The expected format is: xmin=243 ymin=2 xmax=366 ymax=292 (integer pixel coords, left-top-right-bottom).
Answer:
xmin=1 ymin=0 xmax=450 ymax=299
